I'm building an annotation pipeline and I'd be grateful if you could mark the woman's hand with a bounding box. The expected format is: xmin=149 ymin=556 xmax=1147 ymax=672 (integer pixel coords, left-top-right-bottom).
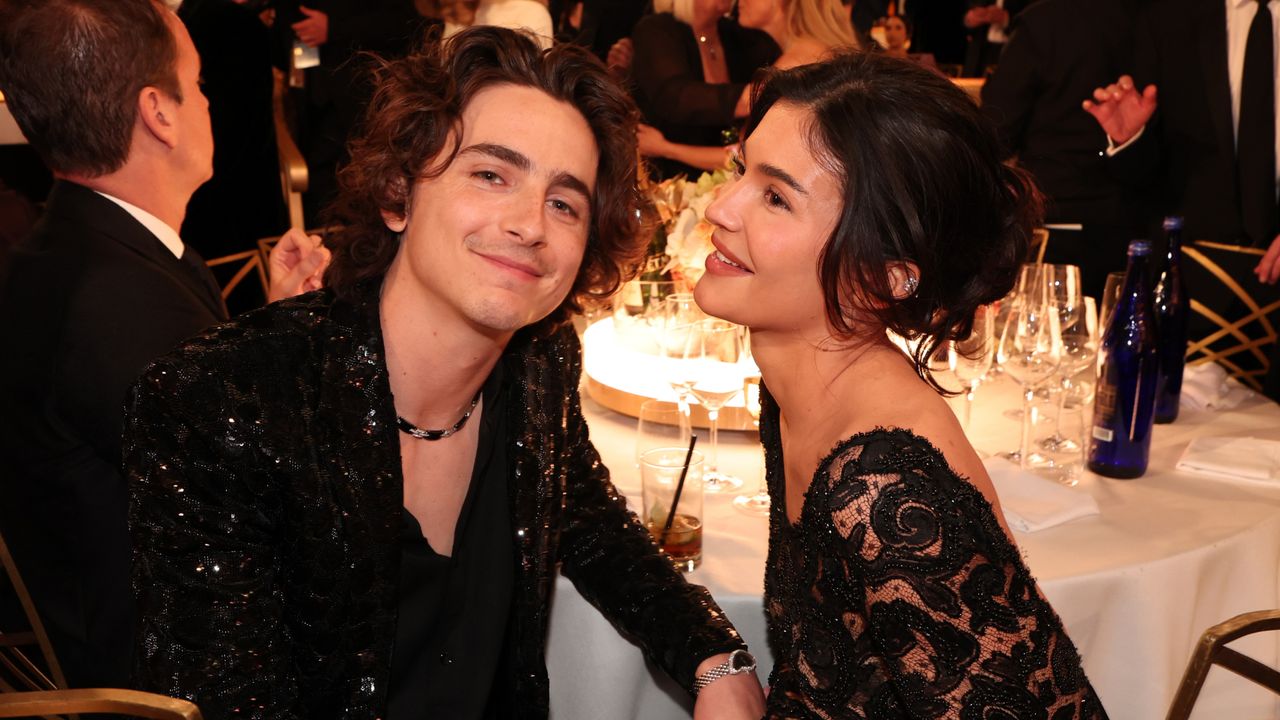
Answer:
xmin=267 ymin=228 xmax=330 ymax=302
xmin=637 ymin=123 xmax=670 ymax=159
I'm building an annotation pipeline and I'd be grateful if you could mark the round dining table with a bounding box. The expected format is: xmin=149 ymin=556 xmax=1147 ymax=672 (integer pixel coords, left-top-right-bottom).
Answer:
xmin=546 ymin=348 xmax=1280 ymax=720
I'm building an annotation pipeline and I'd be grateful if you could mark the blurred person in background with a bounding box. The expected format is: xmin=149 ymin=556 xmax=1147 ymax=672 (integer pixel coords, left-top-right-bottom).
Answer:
xmin=631 ymin=0 xmax=779 ymax=177
xmin=880 ymin=13 xmax=937 ymax=71
xmin=0 ymin=0 xmax=327 ymax=690
xmin=981 ymin=0 xmax=1142 ymax=300
xmin=274 ymin=0 xmax=424 ymax=226
xmin=638 ymin=0 xmax=856 ymax=171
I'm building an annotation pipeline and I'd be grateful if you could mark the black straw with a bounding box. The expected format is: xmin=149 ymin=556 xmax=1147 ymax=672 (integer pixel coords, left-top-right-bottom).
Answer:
xmin=660 ymin=433 xmax=698 ymax=547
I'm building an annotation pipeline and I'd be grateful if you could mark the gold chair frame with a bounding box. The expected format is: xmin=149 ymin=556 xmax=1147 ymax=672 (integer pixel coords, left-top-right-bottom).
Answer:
xmin=0 ymin=689 xmax=202 ymax=719
xmin=273 ymin=72 xmax=308 ymax=231
xmin=204 ymin=249 xmax=269 ymax=303
xmin=0 ymin=530 xmax=65 ymax=695
xmin=1183 ymin=241 xmax=1279 ymax=391
xmin=1166 ymin=609 xmax=1280 ymax=720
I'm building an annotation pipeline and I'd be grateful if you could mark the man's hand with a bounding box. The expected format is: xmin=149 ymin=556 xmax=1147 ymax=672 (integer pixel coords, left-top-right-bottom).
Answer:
xmin=1256 ymin=234 xmax=1280 ymax=284
xmin=1083 ymin=75 xmax=1157 ymax=145
xmin=607 ymin=38 xmax=634 ymax=80
xmin=291 ymin=6 xmax=329 ymax=47
xmin=268 ymin=228 xmax=330 ymax=302
xmin=691 ymin=653 xmax=765 ymax=720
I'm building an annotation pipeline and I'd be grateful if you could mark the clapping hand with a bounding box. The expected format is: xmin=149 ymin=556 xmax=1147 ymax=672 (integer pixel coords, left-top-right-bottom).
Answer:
xmin=1083 ymin=74 xmax=1157 ymax=145
xmin=267 ymin=228 xmax=331 ymax=302
xmin=607 ymin=38 xmax=634 ymax=80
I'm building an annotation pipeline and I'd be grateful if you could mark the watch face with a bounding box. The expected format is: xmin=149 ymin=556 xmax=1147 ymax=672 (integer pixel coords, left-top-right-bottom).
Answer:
xmin=730 ymin=650 xmax=755 ymax=671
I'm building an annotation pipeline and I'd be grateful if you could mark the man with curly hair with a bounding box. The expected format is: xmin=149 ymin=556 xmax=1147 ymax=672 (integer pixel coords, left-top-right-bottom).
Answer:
xmin=124 ymin=25 xmax=764 ymax=719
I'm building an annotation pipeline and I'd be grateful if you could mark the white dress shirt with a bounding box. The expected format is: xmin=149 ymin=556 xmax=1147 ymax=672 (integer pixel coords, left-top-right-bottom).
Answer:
xmin=94 ymin=190 xmax=185 ymax=259
xmin=1226 ymin=0 xmax=1280 ymax=184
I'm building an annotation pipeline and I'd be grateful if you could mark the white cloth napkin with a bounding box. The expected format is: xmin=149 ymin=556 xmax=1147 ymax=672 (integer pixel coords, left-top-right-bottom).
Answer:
xmin=1175 ymin=436 xmax=1280 ymax=486
xmin=1181 ymin=362 xmax=1253 ymax=411
xmin=984 ymin=458 xmax=1101 ymax=532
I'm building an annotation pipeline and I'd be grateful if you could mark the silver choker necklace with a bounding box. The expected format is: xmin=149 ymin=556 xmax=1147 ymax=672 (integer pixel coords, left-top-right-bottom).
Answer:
xmin=396 ymin=390 xmax=482 ymax=441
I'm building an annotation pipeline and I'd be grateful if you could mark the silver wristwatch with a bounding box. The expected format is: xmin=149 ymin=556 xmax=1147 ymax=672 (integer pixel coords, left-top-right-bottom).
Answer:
xmin=692 ymin=649 xmax=757 ymax=695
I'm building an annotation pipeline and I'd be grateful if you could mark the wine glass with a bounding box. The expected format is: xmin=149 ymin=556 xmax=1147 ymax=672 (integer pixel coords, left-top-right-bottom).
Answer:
xmin=943 ymin=304 xmax=996 ymax=434
xmin=1039 ymin=298 xmax=1099 ymax=454
xmin=675 ymin=319 xmax=747 ymax=492
xmin=997 ymin=297 xmax=1062 ymax=468
xmin=661 ymin=293 xmax=705 ymax=437
xmin=732 ymin=374 xmax=770 ymax=516
xmin=994 ymin=263 xmax=1047 ymax=396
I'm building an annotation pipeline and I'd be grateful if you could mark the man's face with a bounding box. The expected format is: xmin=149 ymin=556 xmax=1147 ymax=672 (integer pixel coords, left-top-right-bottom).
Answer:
xmin=165 ymin=11 xmax=214 ymax=188
xmin=384 ymin=83 xmax=599 ymax=336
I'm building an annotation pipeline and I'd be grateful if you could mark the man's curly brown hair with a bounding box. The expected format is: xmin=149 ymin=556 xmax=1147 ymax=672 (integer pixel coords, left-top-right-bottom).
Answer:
xmin=322 ymin=26 xmax=646 ymax=332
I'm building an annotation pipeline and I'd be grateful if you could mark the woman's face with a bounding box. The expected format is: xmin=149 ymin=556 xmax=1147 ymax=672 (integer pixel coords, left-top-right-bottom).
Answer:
xmin=736 ymin=0 xmax=782 ymax=31
xmin=695 ymin=0 xmax=733 ymax=24
xmin=696 ymin=102 xmax=844 ymax=336
xmin=883 ymin=17 xmax=908 ymax=50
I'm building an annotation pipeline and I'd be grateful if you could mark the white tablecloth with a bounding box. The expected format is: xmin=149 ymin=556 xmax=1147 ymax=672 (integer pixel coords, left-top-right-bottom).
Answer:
xmin=547 ymin=373 xmax=1280 ymax=719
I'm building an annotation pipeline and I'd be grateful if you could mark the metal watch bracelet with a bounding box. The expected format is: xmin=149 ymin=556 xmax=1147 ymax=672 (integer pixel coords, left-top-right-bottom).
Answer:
xmin=692 ymin=649 xmax=757 ymax=695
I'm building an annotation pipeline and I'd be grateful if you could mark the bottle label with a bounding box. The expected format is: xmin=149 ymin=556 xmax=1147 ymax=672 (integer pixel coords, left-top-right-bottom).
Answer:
xmin=1092 ymin=426 xmax=1115 ymax=442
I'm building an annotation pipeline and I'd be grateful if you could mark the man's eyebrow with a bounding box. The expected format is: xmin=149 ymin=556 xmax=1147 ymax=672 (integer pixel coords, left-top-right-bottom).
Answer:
xmin=759 ymin=162 xmax=809 ymax=196
xmin=462 ymin=142 xmax=593 ymax=202
xmin=550 ymin=171 xmax=593 ymax=203
xmin=461 ymin=142 xmax=530 ymax=171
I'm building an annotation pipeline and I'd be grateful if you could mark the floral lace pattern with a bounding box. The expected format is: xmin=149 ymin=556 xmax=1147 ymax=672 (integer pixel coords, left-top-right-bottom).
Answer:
xmin=761 ymin=405 xmax=1107 ymax=719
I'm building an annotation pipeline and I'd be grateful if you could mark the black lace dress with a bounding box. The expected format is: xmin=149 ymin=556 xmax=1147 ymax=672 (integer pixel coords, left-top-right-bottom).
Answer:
xmin=760 ymin=396 xmax=1108 ymax=719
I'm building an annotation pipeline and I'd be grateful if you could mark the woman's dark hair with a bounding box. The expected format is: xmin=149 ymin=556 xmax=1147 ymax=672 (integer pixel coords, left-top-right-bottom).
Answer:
xmin=743 ymin=51 xmax=1040 ymax=391
xmin=323 ymin=26 xmax=645 ymax=331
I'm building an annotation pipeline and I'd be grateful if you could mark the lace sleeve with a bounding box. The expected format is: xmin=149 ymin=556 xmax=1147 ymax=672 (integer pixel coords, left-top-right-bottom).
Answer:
xmin=819 ymin=435 xmax=1101 ymax=718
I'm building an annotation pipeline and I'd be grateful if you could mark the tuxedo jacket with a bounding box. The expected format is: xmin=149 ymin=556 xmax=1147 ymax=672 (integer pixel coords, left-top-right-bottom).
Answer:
xmin=981 ymin=0 xmax=1141 ymax=228
xmin=1111 ymin=0 xmax=1272 ymax=245
xmin=124 ymin=281 xmax=745 ymax=718
xmin=0 ymin=181 xmax=226 ymax=689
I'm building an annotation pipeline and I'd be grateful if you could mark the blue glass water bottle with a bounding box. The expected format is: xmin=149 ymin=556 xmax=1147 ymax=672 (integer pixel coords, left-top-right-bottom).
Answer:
xmin=1153 ymin=217 xmax=1190 ymax=423
xmin=1088 ymin=240 xmax=1159 ymax=479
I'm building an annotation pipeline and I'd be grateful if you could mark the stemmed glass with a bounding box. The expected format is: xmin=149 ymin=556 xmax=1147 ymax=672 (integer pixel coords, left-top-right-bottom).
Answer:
xmin=661 ymin=293 xmax=705 ymax=439
xmin=1039 ymin=298 xmax=1099 ymax=454
xmin=674 ymin=319 xmax=748 ymax=492
xmin=732 ymin=374 xmax=770 ymax=516
xmin=994 ymin=263 xmax=1048 ymax=395
xmin=997 ymin=296 xmax=1062 ymax=468
xmin=942 ymin=304 xmax=996 ymax=434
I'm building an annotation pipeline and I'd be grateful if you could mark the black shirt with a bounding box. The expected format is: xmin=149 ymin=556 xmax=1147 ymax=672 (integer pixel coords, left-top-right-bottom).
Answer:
xmin=387 ymin=365 xmax=514 ymax=719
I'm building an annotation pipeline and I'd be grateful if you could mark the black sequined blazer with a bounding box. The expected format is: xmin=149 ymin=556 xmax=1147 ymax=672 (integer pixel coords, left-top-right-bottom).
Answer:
xmin=123 ymin=280 xmax=745 ymax=719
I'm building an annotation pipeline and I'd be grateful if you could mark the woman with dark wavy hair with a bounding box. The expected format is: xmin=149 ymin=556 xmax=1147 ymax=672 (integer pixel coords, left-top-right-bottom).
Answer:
xmin=695 ymin=52 xmax=1109 ymax=718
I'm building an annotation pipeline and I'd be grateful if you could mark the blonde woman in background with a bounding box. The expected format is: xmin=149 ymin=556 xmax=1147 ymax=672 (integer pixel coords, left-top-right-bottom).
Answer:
xmin=443 ymin=0 xmax=555 ymax=48
xmin=638 ymin=0 xmax=856 ymax=170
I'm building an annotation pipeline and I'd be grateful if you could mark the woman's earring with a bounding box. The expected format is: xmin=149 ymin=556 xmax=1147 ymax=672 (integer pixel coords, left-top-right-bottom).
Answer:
xmin=902 ymin=275 xmax=918 ymax=295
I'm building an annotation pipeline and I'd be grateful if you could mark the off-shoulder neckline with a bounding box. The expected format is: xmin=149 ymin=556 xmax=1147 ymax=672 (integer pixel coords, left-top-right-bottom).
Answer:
xmin=780 ymin=425 xmax=979 ymax=529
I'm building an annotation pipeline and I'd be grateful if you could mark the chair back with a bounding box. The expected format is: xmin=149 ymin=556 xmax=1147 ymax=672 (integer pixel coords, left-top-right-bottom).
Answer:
xmin=0 ymin=530 xmax=66 ymax=693
xmin=0 ymin=689 xmax=202 ymax=719
xmin=204 ymin=248 xmax=269 ymax=317
xmin=1182 ymin=240 xmax=1280 ymax=391
xmin=273 ymin=74 xmax=308 ymax=231
xmin=1166 ymin=609 xmax=1280 ymax=720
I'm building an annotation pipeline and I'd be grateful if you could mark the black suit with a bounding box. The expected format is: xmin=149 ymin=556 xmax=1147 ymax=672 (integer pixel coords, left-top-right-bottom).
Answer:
xmin=981 ymin=0 xmax=1143 ymax=298
xmin=900 ymin=0 xmax=968 ymax=66
xmin=962 ymin=0 xmax=1035 ymax=77
xmin=0 ymin=181 xmax=226 ymax=689
xmin=1111 ymin=0 xmax=1280 ymax=399
xmin=1111 ymin=0 xmax=1274 ymax=247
